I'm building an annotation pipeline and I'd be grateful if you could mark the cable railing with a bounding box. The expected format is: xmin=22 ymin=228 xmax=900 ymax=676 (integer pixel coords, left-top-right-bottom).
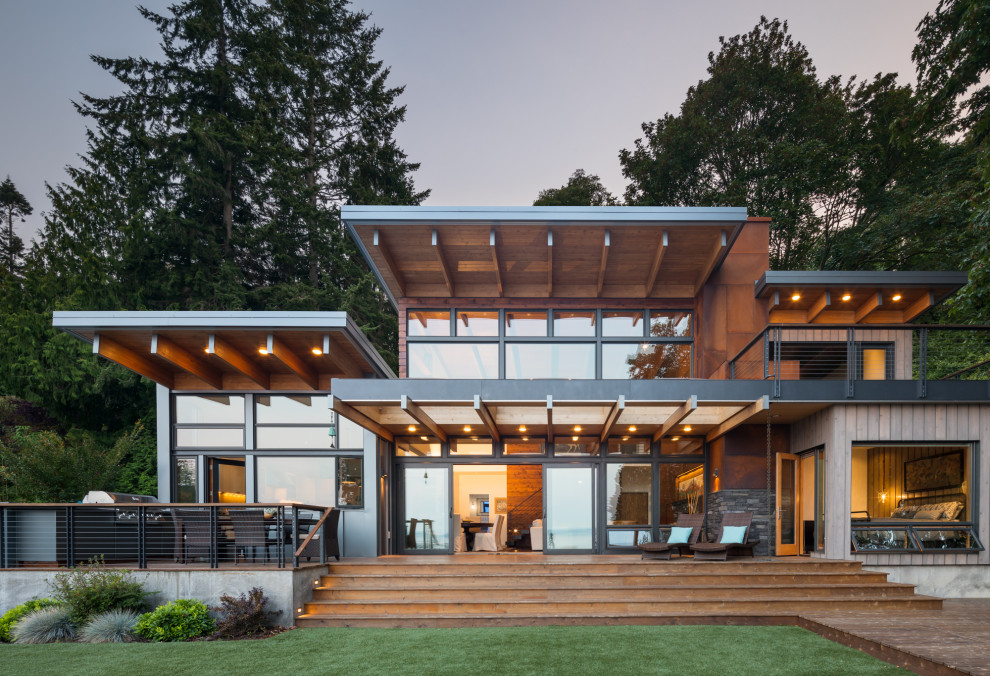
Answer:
xmin=0 ymin=503 xmax=334 ymax=569
xmin=728 ymin=324 xmax=990 ymax=397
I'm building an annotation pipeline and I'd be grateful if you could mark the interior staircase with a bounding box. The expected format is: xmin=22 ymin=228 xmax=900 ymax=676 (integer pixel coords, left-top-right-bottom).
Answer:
xmin=296 ymin=555 xmax=941 ymax=628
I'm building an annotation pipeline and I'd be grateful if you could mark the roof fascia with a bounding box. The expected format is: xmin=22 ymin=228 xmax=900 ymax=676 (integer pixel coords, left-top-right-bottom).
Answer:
xmin=340 ymin=205 xmax=749 ymax=226
xmin=755 ymin=271 xmax=969 ymax=300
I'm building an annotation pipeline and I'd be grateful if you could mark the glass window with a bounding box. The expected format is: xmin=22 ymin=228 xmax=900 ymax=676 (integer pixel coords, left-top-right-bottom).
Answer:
xmin=650 ymin=311 xmax=692 ymax=337
xmin=175 ymin=457 xmax=197 ymax=502
xmin=862 ymin=348 xmax=887 ymax=380
xmin=256 ymin=456 xmax=334 ymax=505
xmin=602 ymin=311 xmax=644 ymax=337
xmin=608 ymin=437 xmax=651 ymax=455
xmin=606 ymin=463 xmax=652 ymax=525
xmin=554 ymin=436 xmax=598 ymax=456
xmin=175 ymin=395 xmax=244 ymax=424
xmin=337 ymin=457 xmax=363 ymax=508
xmin=661 ymin=437 xmax=703 ymax=455
xmin=456 ymin=310 xmax=499 ymax=337
xmin=553 ymin=311 xmax=596 ymax=337
xmin=602 ymin=343 xmax=691 ymax=379
xmin=175 ymin=427 xmax=244 ymax=448
xmin=256 ymin=426 xmax=334 ymax=450
xmin=396 ymin=436 xmax=442 ymax=457
xmin=503 ymin=437 xmax=545 ymax=455
xmin=338 ymin=417 xmax=365 ymax=449
xmin=505 ymin=311 xmax=547 ymax=337
xmin=450 ymin=437 xmax=494 ymax=456
xmin=255 ymin=395 xmax=332 ymax=424
xmin=505 ymin=343 xmax=595 ymax=379
xmin=408 ymin=343 xmax=498 ymax=379
xmin=659 ymin=463 xmax=704 ymax=524
xmin=607 ymin=530 xmax=652 ymax=547
xmin=407 ymin=310 xmax=450 ymax=337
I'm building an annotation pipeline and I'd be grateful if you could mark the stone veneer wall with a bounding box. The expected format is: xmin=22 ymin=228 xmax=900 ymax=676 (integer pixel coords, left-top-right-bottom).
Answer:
xmin=706 ymin=489 xmax=773 ymax=556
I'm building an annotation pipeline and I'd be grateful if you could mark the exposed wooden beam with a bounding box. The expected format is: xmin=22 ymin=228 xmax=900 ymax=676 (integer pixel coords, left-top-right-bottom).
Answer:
xmin=599 ymin=395 xmax=625 ymax=443
xmin=547 ymin=230 xmax=553 ymax=297
xmin=473 ymin=395 xmax=501 ymax=442
xmin=546 ymin=395 xmax=554 ymax=445
xmin=401 ymin=395 xmax=447 ymax=443
xmin=902 ymin=291 xmax=934 ymax=322
xmin=597 ymin=230 xmax=610 ymax=297
xmin=94 ymin=334 xmax=174 ymax=388
xmin=267 ymin=334 xmax=318 ymax=390
xmin=854 ymin=291 xmax=883 ymax=323
xmin=694 ymin=230 xmax=727 ymax=294
xmin=654 ymin=395 xmax=697 ymax=442
xmin=644 ymin=230 xmax=668 ymax=297
xmin=706 ymin=396 xmax=770 ymax=443
xmin=330 ymin=396 xmax=394 ymax=442
xmin=432 ymin=229 xmax=454 ymax=297
xmin=489 ymin=229 xmax=503 ymax=297
xmin=807 ymin=291 xmax=831 ymax=323
xmin=322 ymin=333 xmax=363 ymax=379
xmin=373 ymin=229 xmax=406 ymax=297
xmin=208 ymin=334 xmax=269 ymax=389
xmin=151 ymin=333 xmax=222 ymax=389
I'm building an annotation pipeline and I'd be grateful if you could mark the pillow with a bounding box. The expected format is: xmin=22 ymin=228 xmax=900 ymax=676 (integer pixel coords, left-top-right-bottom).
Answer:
xmin=914 ymin=509 xmax=943 ymax=521
xmin=942 ymin=502 xmax=964 ymax=520
xmin=890 ymin=507 xmax=917 ymax=519
xmin=667 ymin=526 xmax=693 ymax=544
xmin=719 ymin=526 xmax=747 ymax=544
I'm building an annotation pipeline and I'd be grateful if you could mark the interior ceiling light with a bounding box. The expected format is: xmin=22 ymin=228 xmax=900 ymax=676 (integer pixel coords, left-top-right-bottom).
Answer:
xmin=622 ymin=436 xmax=629 ymax=441
xmin=671 ymin=436 xmax=680 ymax=441
xmin=841 ymin=294 xmax=851 ymax=301
xmin=572 ymin=436 xmax=578 ymax=441
xmin=420 ymin=436 xmax=428 ymax=441
xmin=258 ymin=347 xmax=268 ymax=355
xmin=407 ymin=425 xmax=416 ymax=432
xmin=311 ymin=348 xmax=322 ymax=355
xmin=791 ymin=293 xmax=801 ymax=301
xmin=683 ymin=425 xmax=692 ymax=432
xmin=522 ymin=436 xmax=529 ymax=441
xmin=892 ymin=294 xmax=902 ymax=301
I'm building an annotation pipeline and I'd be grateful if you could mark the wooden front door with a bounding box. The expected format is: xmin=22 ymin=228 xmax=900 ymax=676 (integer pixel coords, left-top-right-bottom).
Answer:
xmin=775 ymin=453 xmax=800 ymax=556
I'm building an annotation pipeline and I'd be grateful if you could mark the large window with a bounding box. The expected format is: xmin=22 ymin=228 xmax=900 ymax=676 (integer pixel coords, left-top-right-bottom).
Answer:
xmin=602 ymin=343 xmax=691 ymax=379
xmin=174 ymin=395 xmax=245 ymax=449
xmin=659 ymin=462 xmax=705 ymax=524
xmin=255 ymin=395 xmax=335 ymax=450
xmin=257 ymin=456 xmax=334 ymax=506
xmin=337 ymin=457 xmax=363 ymax=508
xmin=606 ymin=464 xmax=652 ymax=525
xmin=408 ymin=343 xmax=498 ymax=379
xmin=505 ymin=344 xmax=595 ymax=379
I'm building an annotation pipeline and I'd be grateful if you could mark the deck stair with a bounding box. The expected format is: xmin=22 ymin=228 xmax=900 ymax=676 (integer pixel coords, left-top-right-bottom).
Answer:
xmin=296 ymin=555 xmax=941 ymax=628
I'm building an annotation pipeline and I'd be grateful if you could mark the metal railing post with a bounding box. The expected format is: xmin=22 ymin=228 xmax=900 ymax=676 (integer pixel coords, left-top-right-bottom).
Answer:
xmin=918 ymin=328 xmax=928 ymax=399
xmin=138 ymin=505 xmax=147 ymax=569
xmin=0 ymin=507 xmax=6 ymax=569
xmin=276 ymin=506 xmax=285 ymax=568
xmin=209 ymin=506 xmax=218 ymax=569
xmin=66 ymin=506 xmax=75 ymax=568
xmin=846 ymin=328 xmax=855 ymax=398
xmin=773 ymin=326 xmax=782 ymax=399
xmin=292 ymin=506 xmax=300 ymax=569
xmin=763 ymin=328 xmax=770 ymax=380
xmin=319 ymin=508 xmax=327 ymax=565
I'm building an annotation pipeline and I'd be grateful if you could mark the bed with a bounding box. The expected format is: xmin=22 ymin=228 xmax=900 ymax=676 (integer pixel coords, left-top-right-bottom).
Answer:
xmin=853 ymin=493 xmax=966 ymax=523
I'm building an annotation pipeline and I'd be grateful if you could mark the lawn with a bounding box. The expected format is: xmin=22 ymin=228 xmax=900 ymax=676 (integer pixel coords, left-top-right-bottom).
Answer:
xmin=0 ymin=625 xmax=906 ymax=676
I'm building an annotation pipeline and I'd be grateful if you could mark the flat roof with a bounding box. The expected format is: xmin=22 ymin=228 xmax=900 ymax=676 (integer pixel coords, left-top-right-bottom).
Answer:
xmin=341 ymin=205 xmax=749 ymax=226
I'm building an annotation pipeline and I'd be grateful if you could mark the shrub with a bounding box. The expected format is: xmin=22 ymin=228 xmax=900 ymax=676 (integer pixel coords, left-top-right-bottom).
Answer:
xmin=11 ymin=606 xmax=75 ymax=644
xmin=135 ymin=599 xmax=215 ymax=642
xmin=79 ymin=609 xmax=141 ymax=643
xmin=49 ymin=557 xmax=152 ymax=625
xmin=0 ymin=598 xmax=60 ymax=643
xmin=212 ymin=587 xmax=282 ymax=639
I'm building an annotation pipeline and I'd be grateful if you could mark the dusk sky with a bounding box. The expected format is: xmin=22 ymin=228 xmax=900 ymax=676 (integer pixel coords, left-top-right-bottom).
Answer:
xmin=1 ymin=0 xmax=938 ymax=243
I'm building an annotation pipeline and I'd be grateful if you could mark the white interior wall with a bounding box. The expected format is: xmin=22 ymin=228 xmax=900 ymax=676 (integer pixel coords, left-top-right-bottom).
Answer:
xmin=850 ymin=447 xmax=868 ymax=513
xmin=453 ymin=466 xmax=507 ymax=520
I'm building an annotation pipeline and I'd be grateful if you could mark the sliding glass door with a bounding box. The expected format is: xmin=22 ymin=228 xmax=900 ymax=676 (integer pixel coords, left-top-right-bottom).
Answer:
xmin=544 ymin=464 xmax=596 ymax=553
xmin=400 ymin=465 xmax=451 ymax=554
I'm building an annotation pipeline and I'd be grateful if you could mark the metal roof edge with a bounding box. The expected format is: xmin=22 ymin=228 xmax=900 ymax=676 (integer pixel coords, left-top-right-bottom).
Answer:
xmin=340 ymin=205 xmax=748 ymax=225
xmin=754 ymin=270 xmax=970 ymax=298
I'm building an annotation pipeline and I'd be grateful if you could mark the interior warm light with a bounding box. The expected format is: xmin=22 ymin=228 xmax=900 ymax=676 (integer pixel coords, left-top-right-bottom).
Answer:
xmin=572 ymin=436 xmax=579 ymax=441
xmin=671 ymin=436 xmax=680 ymax=441
xmin=519 ymin=425 xmax=527 ymax=432
xmin=258 ymin=348 xmax=268 ymax=355
xmin=463 ymin=426 xmax=472 ymax=433
xmin=204 ymin=347 xmax=209 ymax=353
xmin=522 ymin=436 xmax=529 ymax=441
xmin=573 ymin=426 xmax=582 ymax=432
xmin=420 ymin=436 xmax=428 ymax=441
xmin=622 ymin=436 xmax=629 ymax=441
xmin=628 ymin=426 xmax=637 ymax=432
xmin=791 ymin=294 xmax=801 ymax=301
xmin=683 ymin=425 xmax=692 ymax=432
xmin=892 ymin=294 xmax=902 ymax=301
xmin=407 ymin=425 xmax=417 ymax=432
xmin=880 ymin=492 xmax=888 ymax=503
xmin=841 ymin=294 xmax=851 ymax=301
xmin=311 ymin=348 xmax=322 ymax=355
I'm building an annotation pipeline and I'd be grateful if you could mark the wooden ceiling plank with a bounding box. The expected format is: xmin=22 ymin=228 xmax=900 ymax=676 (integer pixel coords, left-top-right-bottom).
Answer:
xmin=807 ymin=291 xmax=832 ymax=323
xmin=322 ymin=333 xmax=363 ymax=379
xmin=94 ymin=334 xmax=174 ymax=389
xmin=644 ymin=230 xmax=668 ymax=297
xmin=902 ymin=291 xmax=934 ymax=322
xmin=330 ymin=395 xmax=394 ymax=442
xmin=402 ymin=395 xmax=448 ymax=443
xmin=373 ymin=229 xmax=406 ymax=297
xmin=599 ymin=395 xmax=625 ymax=443
xmin=432 ymin=229 xmax=455 ymax=297
xmin=654 ymin=395 xmax=697 ymax=442
xmin=473 ymin=395 xmax=501 ymax=442
xmin=694 ymin=230 xmax=727 ymax=295
xmin=208 ymin=334 xmax=269 ymax=389
xmin=267 ymin=334 xmax=318 ymax=390
xmin=705 ymin=396 xmax=770 ymax=442
xmin=489 ymin=229 xmax=503 ymax=297
xmin=854 ymin=291 xmax=884 ymax=323
xmin=546 ymin=395 xmax=554 ymax=445
xmin=151 ymin=333 xmax=222 ymax=389
xmin=547 ymin=230 xmax=553 ymax=298
xmin=597 ymin=230 xmax=611 ymax=297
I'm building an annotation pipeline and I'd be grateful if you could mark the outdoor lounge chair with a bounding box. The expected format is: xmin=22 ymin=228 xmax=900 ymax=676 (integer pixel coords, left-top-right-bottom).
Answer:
xmin=689 ymin=511 xmax=759 ymax=561
xmin=638 ymin=513 xmax=705 ymax=560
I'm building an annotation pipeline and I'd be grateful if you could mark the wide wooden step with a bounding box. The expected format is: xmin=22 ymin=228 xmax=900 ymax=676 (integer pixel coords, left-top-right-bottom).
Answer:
xmin=297 ymin=613 xmax=802 ymax=629
xmin=325 ymin=560 xmax=866 ymax=576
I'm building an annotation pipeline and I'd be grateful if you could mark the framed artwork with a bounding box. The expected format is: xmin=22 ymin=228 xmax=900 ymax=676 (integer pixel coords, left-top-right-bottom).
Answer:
xmin=675 ymin=466 xmax=704 ymax=498
xmin=494 ymin=497 xmax=507 ymax=514
xmin=904 ymin=450 xmax=964 ymax=493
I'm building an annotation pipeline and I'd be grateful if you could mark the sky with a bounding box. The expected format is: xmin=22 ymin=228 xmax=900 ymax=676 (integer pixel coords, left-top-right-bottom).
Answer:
xmin=0 ymin=0 xmax=940 ymax=243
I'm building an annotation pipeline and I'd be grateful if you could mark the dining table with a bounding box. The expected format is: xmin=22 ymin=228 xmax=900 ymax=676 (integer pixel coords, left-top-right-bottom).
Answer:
xmin=460 ymin=520 xmax=493 ymax=550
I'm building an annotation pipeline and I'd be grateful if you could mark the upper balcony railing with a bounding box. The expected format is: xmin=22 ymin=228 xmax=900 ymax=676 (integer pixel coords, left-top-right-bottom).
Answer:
xmin=728 ymin=325 xmax=990 ymax=398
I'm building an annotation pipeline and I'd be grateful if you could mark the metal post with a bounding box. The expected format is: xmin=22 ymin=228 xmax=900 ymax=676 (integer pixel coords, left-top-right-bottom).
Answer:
xmin=846 ymin=328 xmax=855 ymax=398
xmin=138 ymin=506 xmax=147 ymax=569
xmin=763 ymin=328 xmax=770 ymax=380
xmin=0 ymin=507 xmax=6 ymax=569
xmin=66 ymin=506 xmax=75 ymax=568
xmin=276 ymin=506 xmax=285 ymax=569
xmin=209 ymin=506 xmax=217 ymax=569
xmin=918 ymin=328 xmax=928 ymax=399
xmin=773 ymin=327 xmax=782 ymax=399
xmin=292 ymin=507 xmax=300 ymax=569
xmin=319 ymin=509 xmax=327 ymax=565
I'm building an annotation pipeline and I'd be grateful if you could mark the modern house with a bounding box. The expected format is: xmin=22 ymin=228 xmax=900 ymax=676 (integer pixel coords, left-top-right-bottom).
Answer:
xmin=43 ymin=205 xmax=989 ymax=597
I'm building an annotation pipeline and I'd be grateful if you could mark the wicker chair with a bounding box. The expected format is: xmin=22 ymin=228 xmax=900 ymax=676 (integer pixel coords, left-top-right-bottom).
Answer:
xmin=228 ymin=509 xmax=271 ymax=564
xmin=638 ymin=513 xmax=705 ymax=560
xmin=172 ymin=508 xmax=212 ymax=563
xmin=690 ymin=511 xmax=759 ymax=561
xmin=299 ymin=507 xmax=340 ymax=562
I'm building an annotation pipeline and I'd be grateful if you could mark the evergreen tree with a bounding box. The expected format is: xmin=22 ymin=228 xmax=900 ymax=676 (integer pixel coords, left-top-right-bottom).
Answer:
xmin=0 ymin=176 xmax=32 ymax=277
xmin=533 ymin=169 xmax=618 ymax=206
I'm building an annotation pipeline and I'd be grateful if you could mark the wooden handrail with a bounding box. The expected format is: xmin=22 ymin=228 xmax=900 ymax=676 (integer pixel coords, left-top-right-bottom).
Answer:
xmin=294 ymin=507 xmax=333 ymax=557
xmin=0 ymin=502 xmax=332 ymax=510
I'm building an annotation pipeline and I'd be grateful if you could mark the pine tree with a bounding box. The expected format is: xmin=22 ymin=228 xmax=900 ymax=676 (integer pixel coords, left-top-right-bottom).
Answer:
xmin=0 ymin=176 xmax=32 ymax=277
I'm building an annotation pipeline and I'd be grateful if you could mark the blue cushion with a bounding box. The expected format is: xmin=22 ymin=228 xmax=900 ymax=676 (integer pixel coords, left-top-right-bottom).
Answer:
xmin=666 ymin=526 xmax=692 ymax=544
xmin=720 ymin=526 xmax=747 ymax=544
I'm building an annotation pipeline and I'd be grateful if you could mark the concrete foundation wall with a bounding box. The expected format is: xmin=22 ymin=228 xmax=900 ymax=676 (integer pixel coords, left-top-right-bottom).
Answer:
xmin=865 ymin=565 xmax=990 ymax=598
xmin=0 ymin=566 xmax=323 ymax=627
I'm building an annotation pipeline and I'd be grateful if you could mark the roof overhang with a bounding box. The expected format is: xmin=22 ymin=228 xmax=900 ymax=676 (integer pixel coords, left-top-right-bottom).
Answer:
xmin=755 ymin=271 xmax=968 ymax=324
xmin=342 ymin=206 xmax=750 ymax=308
xmin=53 ymin=311 xmax=395 ymax=391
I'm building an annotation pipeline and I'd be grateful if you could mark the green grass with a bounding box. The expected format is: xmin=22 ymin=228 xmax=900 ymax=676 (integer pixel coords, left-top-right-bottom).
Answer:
xmin=0 ymin=625 xmax=906 ymax=675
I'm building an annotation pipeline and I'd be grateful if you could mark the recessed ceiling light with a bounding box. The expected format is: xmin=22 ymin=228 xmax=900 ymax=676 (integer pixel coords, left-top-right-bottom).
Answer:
xmin=407 ymin=425 xmax=416 ymax=432
xmin=573 ymin=426 xmax=582 ymax=432
xmin=572 ymin=436 xmax=578 ymax=441
xmin=519 ymin=425 xmax=527 ymax=432
xmin=622 ymin=436 xmax=629 ymax=441
xmin=628 ymin=425 xmax=637 ymax=432
xmin=683 ymin=425 xmax=692 ymax=432
xmin=258 ymin=348 xmax=268 ymax=355
xmin=522 ymin=436 xmax=529 ymax=441
xmin=841 ymin=294 xmax=851 ymax=301
xmin=791 ymin=294 xmax=801 ymax=301
xmin=892 ymin=294 xmax=902 ymax=301
xmin=311 ymin=348 xmax=322 ymax=355
xmin=671 ymin=436 xmax=680 ymax=441
xmin=420 ymin=436 xmax=428 ymax=441
xmin=463 ymin=426 xmax=472 ymax=433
